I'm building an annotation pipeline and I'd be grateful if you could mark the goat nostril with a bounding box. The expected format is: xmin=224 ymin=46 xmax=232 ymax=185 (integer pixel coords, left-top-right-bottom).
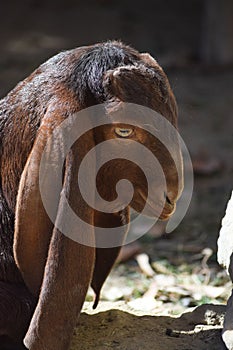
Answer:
xmin=165 ymin=195 xmax=173 ymax=206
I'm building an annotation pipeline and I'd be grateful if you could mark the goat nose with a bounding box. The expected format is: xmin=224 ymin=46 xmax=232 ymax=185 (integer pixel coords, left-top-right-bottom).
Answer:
xmin=164 ymin=192 xmax=175 ymax=208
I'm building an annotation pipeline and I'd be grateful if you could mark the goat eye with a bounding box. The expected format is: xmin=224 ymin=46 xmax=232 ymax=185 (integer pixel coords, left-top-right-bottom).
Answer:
xmin=114 ymin=127 xmax=133 ymax=138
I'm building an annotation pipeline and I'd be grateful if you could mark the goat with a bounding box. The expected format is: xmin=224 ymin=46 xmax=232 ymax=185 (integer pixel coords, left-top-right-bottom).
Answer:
xmin=0 ymin=41 xmax=183 ymax=349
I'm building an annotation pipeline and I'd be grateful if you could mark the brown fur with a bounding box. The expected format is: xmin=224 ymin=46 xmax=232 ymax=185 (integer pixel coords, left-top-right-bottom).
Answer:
xmin=0 ymin=41 xmax=182 ymax=349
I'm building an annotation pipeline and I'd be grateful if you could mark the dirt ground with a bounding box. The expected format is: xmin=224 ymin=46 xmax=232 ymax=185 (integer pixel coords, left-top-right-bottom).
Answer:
xmin=0 ymin=1 xmax=233 ymax=349
xmin=70 ymin=302 xmax=227 ymax=350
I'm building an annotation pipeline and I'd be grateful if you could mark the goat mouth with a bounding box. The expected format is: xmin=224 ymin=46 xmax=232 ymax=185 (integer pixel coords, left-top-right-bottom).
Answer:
xmin=137 ymin=190 xmax=175 ymax=220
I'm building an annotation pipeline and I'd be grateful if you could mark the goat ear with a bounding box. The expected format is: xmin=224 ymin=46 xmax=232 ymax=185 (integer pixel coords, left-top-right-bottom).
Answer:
xmin=24 ymin=138 xmax=95 ymax=349
xmin=13 ymin=111 xmax=64 ymax=295
xmin=14 ymin=107 xmax=96 ymax=349
xmin=14 ymin=107 xmax=96 ymax=297
xmin=91 ymin=209 xmax=130 ymax=309
xmin=92 ymin=246 xmax=123 ymax=309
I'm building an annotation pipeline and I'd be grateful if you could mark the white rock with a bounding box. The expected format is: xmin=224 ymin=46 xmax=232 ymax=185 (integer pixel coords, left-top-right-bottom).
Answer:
xmin=217 ymin=191 xmax=233 ymax=272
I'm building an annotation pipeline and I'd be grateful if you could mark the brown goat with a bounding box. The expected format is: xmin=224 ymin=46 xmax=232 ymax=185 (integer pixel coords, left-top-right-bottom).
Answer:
xmin=0 ymin=41 xmax=183 ymax=349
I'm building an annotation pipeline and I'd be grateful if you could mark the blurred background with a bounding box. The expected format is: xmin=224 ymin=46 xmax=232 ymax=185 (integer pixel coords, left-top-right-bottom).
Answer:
xmin=1 ymin=0 xmax=233 ymax=314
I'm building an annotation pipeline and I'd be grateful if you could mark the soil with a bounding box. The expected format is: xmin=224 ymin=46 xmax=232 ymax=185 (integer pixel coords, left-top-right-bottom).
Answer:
xmin=70 ymin=302 xmax=227 ymax=350
xmin=0 ymin=1 xmax=233 ymax=349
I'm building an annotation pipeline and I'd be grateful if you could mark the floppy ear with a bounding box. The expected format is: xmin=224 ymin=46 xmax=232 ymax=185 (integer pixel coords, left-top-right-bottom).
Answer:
xmin=13 ymin=110 xmax=64 ymax=295
xmin=103 ymin=55 xmax=178 ymax=126
xmin=14 ymin=108 xmax=96 ymax=349
xmin=24 ymin=144 xmax=95 ymax=349
xmin=91 ymin=209 xmax=130 ymax=308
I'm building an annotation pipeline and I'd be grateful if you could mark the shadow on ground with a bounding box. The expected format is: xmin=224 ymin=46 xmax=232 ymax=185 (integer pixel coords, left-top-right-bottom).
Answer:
xmin=70 ymin=302 xmax=227 ymax=350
